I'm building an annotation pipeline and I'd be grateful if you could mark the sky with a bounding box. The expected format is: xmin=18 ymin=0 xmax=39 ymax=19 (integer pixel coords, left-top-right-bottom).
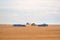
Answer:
xmin=0 ymin=0 xmax=60 ymax=24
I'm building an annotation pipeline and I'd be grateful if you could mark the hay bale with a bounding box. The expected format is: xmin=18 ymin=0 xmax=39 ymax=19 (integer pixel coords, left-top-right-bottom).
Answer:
xmin=31 ymin=23 xmax=36 ymax=26
xmin=26 ymin=22 xmax=31 ymax=26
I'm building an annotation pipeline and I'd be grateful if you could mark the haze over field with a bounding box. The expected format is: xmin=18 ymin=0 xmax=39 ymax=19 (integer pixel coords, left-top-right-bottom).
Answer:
xmin=0 ymin=0 xmax=60 ymax=24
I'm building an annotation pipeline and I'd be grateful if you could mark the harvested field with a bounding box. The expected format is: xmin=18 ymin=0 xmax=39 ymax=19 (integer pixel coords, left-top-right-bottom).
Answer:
xmin=0 ymin=24 xmax=60 ymax=40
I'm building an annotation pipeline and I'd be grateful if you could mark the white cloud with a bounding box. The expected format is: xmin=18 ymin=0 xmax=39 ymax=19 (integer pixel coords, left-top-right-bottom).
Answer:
xmin=1 ymin=0 xmax=59 ymax=9
xmin=0 ymin=0 xmax=60 ymax=24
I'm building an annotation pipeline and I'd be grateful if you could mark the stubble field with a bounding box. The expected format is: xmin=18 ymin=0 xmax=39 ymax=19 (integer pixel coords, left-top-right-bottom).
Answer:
xmin=0 ymin=24 xmax=60 ymax=40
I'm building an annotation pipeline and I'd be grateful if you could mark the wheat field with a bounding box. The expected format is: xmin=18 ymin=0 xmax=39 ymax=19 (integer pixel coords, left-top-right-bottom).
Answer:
xmin=0 ymin=24 xmax=60 ymax=40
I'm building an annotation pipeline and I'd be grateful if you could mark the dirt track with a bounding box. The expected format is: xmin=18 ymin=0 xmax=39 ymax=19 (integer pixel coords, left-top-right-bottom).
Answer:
xmin=0 ymin=25 xmax=60 ymax=40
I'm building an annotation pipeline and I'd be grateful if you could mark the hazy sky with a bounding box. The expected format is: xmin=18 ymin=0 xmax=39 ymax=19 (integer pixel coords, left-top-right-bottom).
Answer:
xmin=0 ymin=0 xmax=60 ymax=24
